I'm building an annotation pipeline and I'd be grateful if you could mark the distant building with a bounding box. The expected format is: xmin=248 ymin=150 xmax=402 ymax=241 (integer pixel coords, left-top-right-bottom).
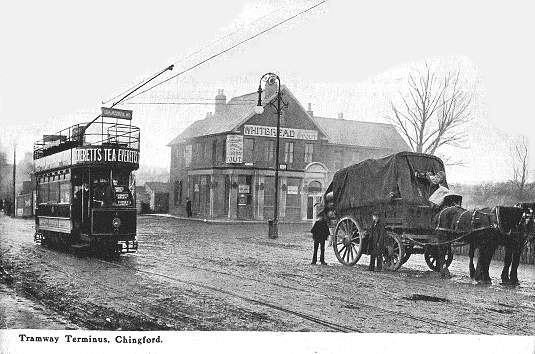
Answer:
xmin=144 ymin=182 xmax=170 ymax=213
xmin=167 ymin=84 xmax=409 ymax=221
xmin=15 ymin=179 xmax=35 ymax=218
xmin=135 ymin=186 xmax=150 ymax=214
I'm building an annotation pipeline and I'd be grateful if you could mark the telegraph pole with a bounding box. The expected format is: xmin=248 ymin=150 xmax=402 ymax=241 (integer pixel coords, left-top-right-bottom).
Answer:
xmin=12 ymin=144 xmax=16 ymax=217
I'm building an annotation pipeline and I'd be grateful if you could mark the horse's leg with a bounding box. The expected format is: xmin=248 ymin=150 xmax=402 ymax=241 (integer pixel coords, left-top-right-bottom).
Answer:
xmin=501 ymin=245 xmax=512 ymax=284
xmin=483 ymin=242 xmax=497 ymax=282
xmin=475 ymin=245 xmax=492 ymax=283
xmin=509 ymin=239 xmax=524 ymax=285
xmin=469 ymin=242 xmax=476 ymax=279
xmin=438 ymin=245 xmax=450 ymax=278
xmin=474 ymin=246 xmax=483 ymax=282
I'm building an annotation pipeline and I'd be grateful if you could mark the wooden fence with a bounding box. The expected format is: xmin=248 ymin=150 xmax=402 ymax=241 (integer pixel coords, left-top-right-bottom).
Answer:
xmin=452 ymin=242 xmax=535 ymax=264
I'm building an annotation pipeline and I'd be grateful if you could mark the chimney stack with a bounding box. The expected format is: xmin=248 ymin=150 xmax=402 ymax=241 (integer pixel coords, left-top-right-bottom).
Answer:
xmin=306 ymin=103 xmax=314 ymax=117
xmin=214 ymin=89 xmax=226 ymax=115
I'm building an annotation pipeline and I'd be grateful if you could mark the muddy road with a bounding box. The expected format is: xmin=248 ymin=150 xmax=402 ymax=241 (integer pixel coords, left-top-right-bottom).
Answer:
xmin=0 ymin=214 xmax=534 ymax=333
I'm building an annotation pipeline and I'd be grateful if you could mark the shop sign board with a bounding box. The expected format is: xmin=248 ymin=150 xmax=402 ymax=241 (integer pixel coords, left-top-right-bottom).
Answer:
xmin=226 ymin=135 xmax=243 ymax=164
xmin=238 ymin=185 xmax=250 ymax=193
xmin=287 ymin=186 xmax=299 ymax=195
xmin=243 ymin=124 xmax=318 ymax=141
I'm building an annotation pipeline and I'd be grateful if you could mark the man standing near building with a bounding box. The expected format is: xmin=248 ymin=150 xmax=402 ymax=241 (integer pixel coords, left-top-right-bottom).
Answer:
xmin=310 ymin=209 xmax=330 ymax=265
xmin=186 ymin=198 xmax=192 ymax=218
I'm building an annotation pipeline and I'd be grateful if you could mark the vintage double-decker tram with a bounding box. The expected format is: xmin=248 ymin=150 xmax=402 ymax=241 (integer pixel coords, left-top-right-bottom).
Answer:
xmin=33 ymin=109 xmax=140 ymax=254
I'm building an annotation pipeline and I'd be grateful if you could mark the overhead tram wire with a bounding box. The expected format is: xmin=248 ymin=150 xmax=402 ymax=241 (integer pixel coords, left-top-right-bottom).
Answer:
xmin=126 ymin=101 xmax=256 ymax=106
xmin=100 ymin=5 xmax=288 ymax=106
xmin=117 ymin=0 xmax=327 ymax=105
xmin=82 ymin=64 xmax=175 ymax=134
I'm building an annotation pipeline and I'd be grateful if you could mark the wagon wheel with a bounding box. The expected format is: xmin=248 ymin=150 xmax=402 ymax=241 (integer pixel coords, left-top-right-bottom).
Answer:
xmin=424 ymin=246 xmax=453 ymax=272
xmin=382 ymin=232 xmax=405 ymax=271
xmin=399 ymin=245 xmax=412 ymax=266
xmin=333 ymin=217 xmax=363 ymax=266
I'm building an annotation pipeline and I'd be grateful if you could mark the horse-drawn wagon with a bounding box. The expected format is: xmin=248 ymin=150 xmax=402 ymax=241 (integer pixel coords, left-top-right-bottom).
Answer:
xmin=324 ymin=151 xmax=458 ymax=271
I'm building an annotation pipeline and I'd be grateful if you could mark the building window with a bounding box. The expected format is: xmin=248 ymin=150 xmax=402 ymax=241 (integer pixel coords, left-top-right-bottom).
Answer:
xmin=334 ymin=150 xmax=343 ymax=170
xmin=212 ymin=140 xmax=217 ymax=162
xmin=220 ymin=139 xmax=226 ymax=162
xmin=265 ymin=140 xmax=275 ymax=162
xmin=304 ymin=143 xmax=313 ymax=163
xmin=284 ymin=142 xmax=294 ymax=164
xmin=184 ymin=145 xmax=192 ymax=167
xmin=244 ymin=138 xmax=255 ymax=163
xmin=174 ymin=180 xmax=183 ymax=205
xmin=204 ymin=141 xmax=212 ymax=161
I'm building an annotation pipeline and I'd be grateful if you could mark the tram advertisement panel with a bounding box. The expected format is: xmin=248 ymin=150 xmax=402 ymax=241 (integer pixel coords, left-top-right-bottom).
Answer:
xmin=73 ymin=147 xmax=139 ymax=166
xmin=34 ymin=147 xmax=139 ymax=172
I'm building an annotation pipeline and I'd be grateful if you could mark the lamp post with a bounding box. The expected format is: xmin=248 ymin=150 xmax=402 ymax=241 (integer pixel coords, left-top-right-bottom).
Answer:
xmin=254 ymin=73 xmax=281 ymax=239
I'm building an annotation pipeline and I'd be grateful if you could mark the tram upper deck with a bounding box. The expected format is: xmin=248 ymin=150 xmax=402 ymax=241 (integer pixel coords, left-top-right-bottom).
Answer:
xmin=33 ymin=117 xmax=140 ymax=173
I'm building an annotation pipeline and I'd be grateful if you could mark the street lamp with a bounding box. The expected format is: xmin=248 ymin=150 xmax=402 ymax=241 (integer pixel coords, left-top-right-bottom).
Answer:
xmin=255 ymin=73 xmax=281 ymax=239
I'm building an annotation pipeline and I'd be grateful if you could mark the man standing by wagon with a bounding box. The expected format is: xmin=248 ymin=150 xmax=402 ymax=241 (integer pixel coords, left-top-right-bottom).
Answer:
xmin=368 ymin=213 xmax=385 ymax=271
xmin=310 ymin=207 xmax=330 ymax=265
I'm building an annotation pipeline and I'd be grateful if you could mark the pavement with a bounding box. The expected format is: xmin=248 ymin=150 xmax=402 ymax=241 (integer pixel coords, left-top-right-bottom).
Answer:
xmin=144 ymin=213 xmax=314 ymax=225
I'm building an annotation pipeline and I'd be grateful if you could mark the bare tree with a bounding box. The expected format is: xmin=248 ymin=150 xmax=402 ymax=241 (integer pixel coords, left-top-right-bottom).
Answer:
xmin=388 ymin=63 xmax=473 ymax=157
xmin=510 ymin=136 xmax=533 ymax=200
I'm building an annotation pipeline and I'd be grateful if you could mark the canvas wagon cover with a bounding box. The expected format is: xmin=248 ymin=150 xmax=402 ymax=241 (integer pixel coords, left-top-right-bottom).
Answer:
xmin=326 ymin=152 xmax=447 ymax=212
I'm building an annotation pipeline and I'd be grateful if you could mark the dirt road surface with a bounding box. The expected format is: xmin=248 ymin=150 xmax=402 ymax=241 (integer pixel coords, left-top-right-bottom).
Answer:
xmin=0 ymin=214 xmax=533 ymax=333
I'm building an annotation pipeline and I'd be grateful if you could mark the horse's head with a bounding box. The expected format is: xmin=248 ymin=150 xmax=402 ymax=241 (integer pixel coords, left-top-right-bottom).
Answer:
xmin=515 ymin=203 xmax=535 ymax=235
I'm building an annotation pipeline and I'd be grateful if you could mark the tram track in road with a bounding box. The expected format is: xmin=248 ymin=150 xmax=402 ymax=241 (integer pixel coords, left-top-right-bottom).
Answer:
xmin=97 ymin=256 xmax=497 ymax=334
xmin=1 ymin=230 xmax=531 ymax=334
xmin=1 ymin=238 xmax=352 ymax=331
xmin=131 ymin=243 xmax=532 ymax=335
xmin=96 ymin=258 xmax=360 ymax=332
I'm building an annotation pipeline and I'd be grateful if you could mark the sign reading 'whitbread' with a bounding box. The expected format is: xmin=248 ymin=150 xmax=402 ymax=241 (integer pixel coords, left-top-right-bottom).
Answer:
xmin=243 ymin=124 xmax=318 ymax=141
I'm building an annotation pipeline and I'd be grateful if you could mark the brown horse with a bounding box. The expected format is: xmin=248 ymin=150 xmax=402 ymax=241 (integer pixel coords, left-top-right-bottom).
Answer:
xmin=495 ymin=203 xmax=535 ymax=285
xmin=434 ymin=206 xmax=497 ymax=282
xmin=452 ymin=204 xmax=534 ymax=284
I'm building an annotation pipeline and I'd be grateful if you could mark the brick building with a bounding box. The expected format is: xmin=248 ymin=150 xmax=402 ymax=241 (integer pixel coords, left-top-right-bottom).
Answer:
xmin=167 ymin=83 xmax=409 ymax=221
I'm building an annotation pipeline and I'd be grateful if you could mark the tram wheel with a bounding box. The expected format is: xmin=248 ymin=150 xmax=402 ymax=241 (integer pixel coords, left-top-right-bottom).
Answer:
xmin=333 ymin=217 xmax=363 ymax=266
xmin=424 ymin=246 xmax=453 ymax=272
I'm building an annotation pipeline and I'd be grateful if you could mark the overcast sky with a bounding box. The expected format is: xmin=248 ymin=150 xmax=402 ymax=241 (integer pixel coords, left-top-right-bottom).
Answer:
xmin=1 ymin=0 xmax=534 ymax=184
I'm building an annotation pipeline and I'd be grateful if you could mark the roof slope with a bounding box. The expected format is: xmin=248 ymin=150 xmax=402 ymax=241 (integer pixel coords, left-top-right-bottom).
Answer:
xmin=312 ymin=116 xmax=409 ymax=151
xmin=145 ymin=182 xmax=170 ymax=193
xmin=167 ymin=92 xmax=258 ymax=145
xmin=167 ymin=88 xmax=410 ymax=152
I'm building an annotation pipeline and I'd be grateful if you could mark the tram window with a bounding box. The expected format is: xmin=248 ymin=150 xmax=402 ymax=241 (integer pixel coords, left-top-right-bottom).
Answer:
xmin=49 ymin=182 xmax=60 ymax=203
xmin=59 ymin=181 xmax=71 ymax=203
xmin=38 ymin=183 xmax=49 ymax=203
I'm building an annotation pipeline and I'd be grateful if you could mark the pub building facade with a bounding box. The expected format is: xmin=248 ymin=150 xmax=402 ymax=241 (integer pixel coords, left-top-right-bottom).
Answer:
xmin=167 ymin=84 xmax=409 ymax=221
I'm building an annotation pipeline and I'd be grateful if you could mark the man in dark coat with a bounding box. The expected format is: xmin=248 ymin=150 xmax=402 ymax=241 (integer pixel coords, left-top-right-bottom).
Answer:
xmin=186 ymin=198 xmax=192 ymax=218
xmin=368 ymin=214 xmax=385 ymax=271
xmin=311 ymin=212 xmax=330 ymax=265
